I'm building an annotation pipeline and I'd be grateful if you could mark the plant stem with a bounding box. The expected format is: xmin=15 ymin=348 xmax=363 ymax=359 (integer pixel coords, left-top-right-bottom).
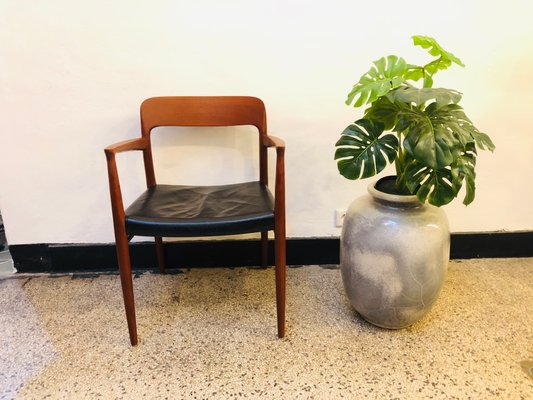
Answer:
xmin=394 ymin=132 xmax=407 ymax=192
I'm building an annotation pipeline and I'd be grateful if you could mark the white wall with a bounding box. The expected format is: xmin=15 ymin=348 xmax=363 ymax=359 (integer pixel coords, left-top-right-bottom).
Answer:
xmin=0 ymin=0 xmax=532 ymax=245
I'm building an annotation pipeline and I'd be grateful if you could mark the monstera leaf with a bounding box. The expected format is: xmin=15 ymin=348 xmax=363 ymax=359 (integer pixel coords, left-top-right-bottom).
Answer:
xmin=404 ymin=64 xmax=425 ymax=82
xmin=424 ymin=58 xmax=453 ymax=75
xmin=402 ymin=143 xmax=479 ymax=206
xmin=396 ymin=103 xmax=459 ymax=169
xmin=411 ymin=36 xmax=465 ymax=87
xmin=470 ymin=128 xmax=495 ymax=152
xmin=363 ymin=96 xmax=402 ymax=130
xmin=413 ymin=103 xmax=495 ymax=151
xmin=435 ymin=104 xmax=495 ymax=151
xmin=335 ymin=119 xmax=398 ymax=180
xmin=451 ymin=143 xmax=477 ymax=205
xmin=346 ymin=56 xmax=407 ymax=107
xmin=403 ymin=156 xmax=457 ymax=206
xmin=412 ymin=35 xmax=465 ymax=67
xmin=397 ymin=101 xmax=493 ymax=170
xmin=386 ymin=87 xmax=462 ymax=107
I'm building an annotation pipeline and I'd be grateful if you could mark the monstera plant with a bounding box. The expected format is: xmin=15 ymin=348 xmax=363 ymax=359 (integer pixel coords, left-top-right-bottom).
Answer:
xmin=335 ymin=35 xmax=495 ymax=206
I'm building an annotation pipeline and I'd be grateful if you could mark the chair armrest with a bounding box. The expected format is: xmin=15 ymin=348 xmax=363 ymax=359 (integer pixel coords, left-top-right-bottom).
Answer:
xmin=105 ymin=137 xmax=150 ymax=229
xmin=262 ymin=135 xmax=285 ymax=149
xmin=105 ymin=137 xmax=149 ymax=156
xmin=261 ymin=135 xmax=285 ymax=228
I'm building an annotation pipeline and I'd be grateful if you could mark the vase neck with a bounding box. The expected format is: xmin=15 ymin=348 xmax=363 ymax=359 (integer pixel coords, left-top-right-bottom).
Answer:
xmin=368 ymin=180 xmax=421 ymax=209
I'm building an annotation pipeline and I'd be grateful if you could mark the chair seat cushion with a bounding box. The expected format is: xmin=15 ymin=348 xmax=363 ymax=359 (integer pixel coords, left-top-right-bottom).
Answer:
xmin=125 ymin=181 xmax=275 ymax=237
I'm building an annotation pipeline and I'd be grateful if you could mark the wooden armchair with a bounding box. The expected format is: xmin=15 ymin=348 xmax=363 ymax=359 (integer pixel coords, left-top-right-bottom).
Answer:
xmin=104 ymin=96 xmax=286 ymax=345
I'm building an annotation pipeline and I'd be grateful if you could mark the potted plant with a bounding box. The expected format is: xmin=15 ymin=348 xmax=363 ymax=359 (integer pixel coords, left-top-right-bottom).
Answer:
xmin=335 ymin=36 xmax=495 ymax=328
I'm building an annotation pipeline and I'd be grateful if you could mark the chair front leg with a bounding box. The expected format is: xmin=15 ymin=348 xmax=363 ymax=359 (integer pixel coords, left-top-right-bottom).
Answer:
xmin=115 ymin=229 xmax=138 ymax=346
xmin=272 ymin=140 xmax=286 ymax=338
xmin=274 ymin=225 xmax=286 ymax=339
xmin=105 ymin=146 xmax=142 ymax=346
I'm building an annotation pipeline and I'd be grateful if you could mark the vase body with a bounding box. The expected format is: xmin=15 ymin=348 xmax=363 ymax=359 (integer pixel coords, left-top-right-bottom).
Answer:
xmin=340 ymin=178 xmax=450 ymax=329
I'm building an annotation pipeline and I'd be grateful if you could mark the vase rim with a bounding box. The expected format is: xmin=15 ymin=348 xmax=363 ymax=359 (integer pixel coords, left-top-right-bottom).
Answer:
xmin=368 ymin=177 xmax=421 ymax=206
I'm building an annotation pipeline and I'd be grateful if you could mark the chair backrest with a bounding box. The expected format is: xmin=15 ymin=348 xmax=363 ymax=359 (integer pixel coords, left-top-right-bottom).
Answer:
xmin=139 ymin=96 xmax=269 ymax=187
xmin=140 ymin=96 xmax=267 ymax=137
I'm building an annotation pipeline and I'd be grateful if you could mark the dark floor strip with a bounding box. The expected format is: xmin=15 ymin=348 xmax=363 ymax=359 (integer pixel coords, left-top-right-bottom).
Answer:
xmin=8 ymin=232 xmax=533 ymax=273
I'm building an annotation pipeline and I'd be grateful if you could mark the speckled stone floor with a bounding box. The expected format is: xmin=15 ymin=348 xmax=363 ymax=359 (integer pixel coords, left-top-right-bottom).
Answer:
xmin=1 ymin=259 xmax=532 ymax=399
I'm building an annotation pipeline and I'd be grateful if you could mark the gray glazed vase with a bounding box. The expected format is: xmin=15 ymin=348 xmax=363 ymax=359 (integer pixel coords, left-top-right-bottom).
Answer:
xmin=340 ymin=177 xmax=450 ymax=329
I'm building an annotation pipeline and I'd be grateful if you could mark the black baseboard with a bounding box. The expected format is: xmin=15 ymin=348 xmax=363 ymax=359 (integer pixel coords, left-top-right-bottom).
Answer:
xmin=9 ymin=231 xmax=533 ymax=273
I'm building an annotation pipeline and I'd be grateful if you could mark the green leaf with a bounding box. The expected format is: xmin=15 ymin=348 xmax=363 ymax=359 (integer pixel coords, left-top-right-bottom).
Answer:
xmin=397 ymin=104 xmax=459 ymax=169
xmin=404 ymin=156 xmax=458 ymax=206
xmin=451 ymin=143 xmax=477 ymax=205
xmin=412 ymin=35 xmax=465 ymax=67
xmin=363 ymin=96 xmax=402 ymax=130
xmin=470 ymin=129 xmax=496 ymax=152
xmin=424 ymin=57 xmax=453 ymax=75
xmin=420 ymin=103 xmax=495 ymax=152
xmin=404 ymin=64 xmax=424 ymax=82
xmin=386 ymin=87 xmax=462 ymax=107
xmin=346 ymin=56 xmax=407 ymax=107
xmin=397 ymin=101 xmax=496 ymax=170
xmin=424 ymin=103 xmax=472 ymax=147
xmin=335 ymin=119 xmax=399 ymax=180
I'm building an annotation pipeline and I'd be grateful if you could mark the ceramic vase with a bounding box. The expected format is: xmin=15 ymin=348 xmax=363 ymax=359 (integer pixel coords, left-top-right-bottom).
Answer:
xmin=340 ymin=177 xmax=450 ymax=328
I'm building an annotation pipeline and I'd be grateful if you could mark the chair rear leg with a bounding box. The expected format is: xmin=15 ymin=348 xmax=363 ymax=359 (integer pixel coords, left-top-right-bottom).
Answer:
xmin=155 ymin=236 xmax=166 ymax=273
xmin=115 ymin=231 xmax=138 ymax=346
xmin=261 ymin=231 xmax=269 ymax=267
xmin=274 ymin=228 xmax=286 ymax=338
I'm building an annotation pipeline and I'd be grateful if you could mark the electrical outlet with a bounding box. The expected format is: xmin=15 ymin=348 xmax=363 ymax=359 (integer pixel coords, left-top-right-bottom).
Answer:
xmin=335 ymin=209 xmax=347 ymax=227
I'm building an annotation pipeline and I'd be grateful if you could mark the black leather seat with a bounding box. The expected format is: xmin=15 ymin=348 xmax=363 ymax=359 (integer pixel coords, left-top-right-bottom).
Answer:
xmin=125 ymin=182 xmax=275 ymax=237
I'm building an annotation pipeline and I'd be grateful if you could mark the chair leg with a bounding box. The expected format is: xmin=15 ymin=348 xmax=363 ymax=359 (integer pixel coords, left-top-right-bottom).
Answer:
xmin=274 ymin=228 xmax=286 ymax=338
xmin=155 ymin=236 xmax=166 ymax=273
xmin=115 ymin=230 xmax=138 ymax=346
xmin=261 ymin=231 xmax=269 ymax=267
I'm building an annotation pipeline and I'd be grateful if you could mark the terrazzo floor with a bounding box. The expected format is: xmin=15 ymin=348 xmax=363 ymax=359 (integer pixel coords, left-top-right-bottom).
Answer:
xmin=0 ymin=259 xmax=532 ymax=399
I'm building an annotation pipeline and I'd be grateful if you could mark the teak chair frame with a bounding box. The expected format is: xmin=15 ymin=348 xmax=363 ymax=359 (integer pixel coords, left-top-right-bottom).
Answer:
xmin=104 ymin=96 xmax=286 ymax=345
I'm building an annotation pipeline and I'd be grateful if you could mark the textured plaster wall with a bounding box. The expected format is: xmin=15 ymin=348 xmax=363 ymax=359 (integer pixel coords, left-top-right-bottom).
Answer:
xmin=0 ymin=0 xmax=532 ymax=245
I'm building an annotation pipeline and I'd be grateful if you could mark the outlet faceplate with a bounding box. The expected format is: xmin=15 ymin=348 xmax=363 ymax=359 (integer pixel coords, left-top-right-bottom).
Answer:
xmin=335 ymin=209 xmax=347 ymax=227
